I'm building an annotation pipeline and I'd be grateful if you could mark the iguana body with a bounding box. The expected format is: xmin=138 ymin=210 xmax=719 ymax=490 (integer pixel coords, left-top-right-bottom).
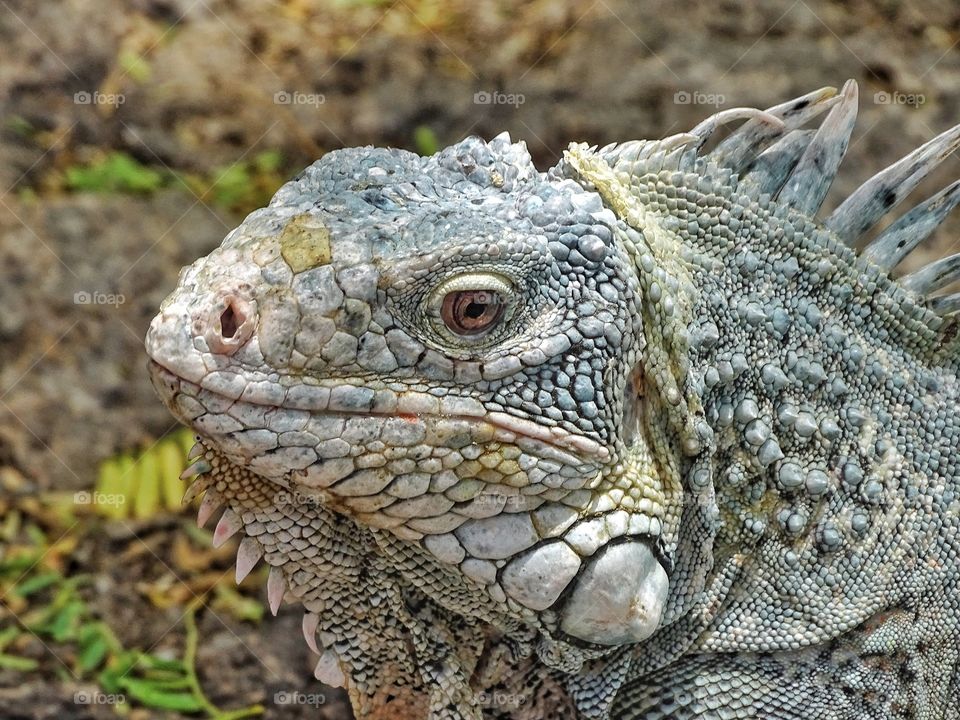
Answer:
xmin=146 ymin=81 xmax=960 ymax=719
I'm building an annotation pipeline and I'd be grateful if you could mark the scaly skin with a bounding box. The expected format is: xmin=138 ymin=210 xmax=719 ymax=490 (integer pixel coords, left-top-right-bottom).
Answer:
xmin=146 ymin=80 xmax=960 ymax=718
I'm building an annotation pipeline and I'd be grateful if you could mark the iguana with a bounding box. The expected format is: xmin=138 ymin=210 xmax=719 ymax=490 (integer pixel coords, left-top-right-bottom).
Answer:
xmin=145 ymin=80 xmax=960 ymax=719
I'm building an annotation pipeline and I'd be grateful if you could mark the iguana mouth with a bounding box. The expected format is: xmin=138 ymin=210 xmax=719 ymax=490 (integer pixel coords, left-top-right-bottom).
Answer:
xmin=148 ymin=359 xmax=611 ymax=464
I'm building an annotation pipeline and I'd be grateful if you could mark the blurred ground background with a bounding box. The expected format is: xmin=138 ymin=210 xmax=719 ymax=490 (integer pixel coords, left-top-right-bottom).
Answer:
xmin=0 ymin=0 xmax=959 ymax=718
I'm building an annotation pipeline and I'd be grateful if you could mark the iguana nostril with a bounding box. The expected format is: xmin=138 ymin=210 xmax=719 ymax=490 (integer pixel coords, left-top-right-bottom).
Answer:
xmin=205 ymin=296 xmax=253 ymax=354
xmin=220 ymin=304 xmax=239 ymax=339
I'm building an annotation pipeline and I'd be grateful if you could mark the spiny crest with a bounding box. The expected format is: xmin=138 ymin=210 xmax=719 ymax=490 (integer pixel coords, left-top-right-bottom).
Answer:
xmin=598 ymin=80 xmax=960 ymax=319
xmin=423 ymin=131 xmax=541 ymax=192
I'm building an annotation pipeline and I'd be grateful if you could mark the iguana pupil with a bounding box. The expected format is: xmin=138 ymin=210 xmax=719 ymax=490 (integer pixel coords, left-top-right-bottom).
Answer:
xmin=442 ymin=290 xmax=503 ymax=335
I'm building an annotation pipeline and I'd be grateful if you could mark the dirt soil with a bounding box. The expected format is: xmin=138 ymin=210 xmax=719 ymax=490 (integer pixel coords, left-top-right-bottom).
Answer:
xmin=1 ymin=0 xmax=959 ymax=718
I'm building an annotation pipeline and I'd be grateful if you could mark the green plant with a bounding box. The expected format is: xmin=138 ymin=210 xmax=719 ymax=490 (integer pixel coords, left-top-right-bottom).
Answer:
xmin=64 ymin=151 xmax=165 ymax=194
xmin=95 ymin=428 xmax=194 ymax=520
xmin=413 ymin=125 xmax=439 ymax=156
xmin=0 ymin=503 xmax=263 ymax=718
xmin=182 ymin=150 xmax=286 ymax=213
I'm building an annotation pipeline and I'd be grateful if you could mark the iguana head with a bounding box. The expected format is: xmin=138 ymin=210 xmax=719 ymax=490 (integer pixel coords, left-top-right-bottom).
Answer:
xmin=146 ymin=133 xmax=676 ymax=647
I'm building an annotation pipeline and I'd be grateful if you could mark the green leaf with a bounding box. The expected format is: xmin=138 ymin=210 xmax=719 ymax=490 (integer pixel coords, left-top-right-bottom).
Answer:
xmin=413 ymin=125 xmax=439 ymax=156
xmin=13 ymin=571 xmax=61 ymax=597
xmin=25 ymin=524 xmax=47 ymax=545
xmin=5 ymin=115 xmax=35 ymax=138
xmin=96 ymin=454 xmax=132 ymax=518
xmin=213 ymin=584 xmax=264 ymax=623
xmin=0 ymin=551 xmax=42 ymax=574
xmin=135 ymin=652 xmax=187 ymax=673
xmin=158 ymin=437 xmax=187 ymax=511
xmin=77 ymin=634 xmax=109 ymax=673
xmin=119 ymin=50 xmax=151 ymax=83
xmin=0 ymin=626 xmax=20 ymax=652
xmin=253 ymin=150 xmax=283 ymax=173
xmin=65 ymin=152 xmax=164 ymax=194
xmin=0 ymin=653 xmax=39 ymax=671
xmin=178 ymin=427 xmax=197 ymax=459
xmin=98 ymin=653 xmax=140 ymax=694
xmin=208 ymin=163 xmax=251 ymax=208
xmin=0 ymin=509 xmax=21 ymax=541
xmin=135 ymin=676 xmax=193 ymax=691
xmin=49 ymin=599 xmax=85 ymax=642
xmin=120 ymin=677 xmax=205 ymax=712
xmin=132 ymin=446 xmax=162 ymax=519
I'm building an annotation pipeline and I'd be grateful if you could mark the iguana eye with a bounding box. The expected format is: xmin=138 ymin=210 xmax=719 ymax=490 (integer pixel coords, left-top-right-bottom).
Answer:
xmin=441 ymin=290 xmax=504 ymax=336
xmin=429 ymin=272 xmax=514 ymax=342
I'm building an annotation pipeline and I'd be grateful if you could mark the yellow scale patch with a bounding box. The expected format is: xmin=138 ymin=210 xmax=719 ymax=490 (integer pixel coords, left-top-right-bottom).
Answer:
xmin=279 ymin=213 xmax=332 ymax=272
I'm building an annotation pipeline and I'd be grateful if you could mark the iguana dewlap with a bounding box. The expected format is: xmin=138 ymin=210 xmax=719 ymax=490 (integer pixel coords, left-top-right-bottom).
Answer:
xmin=146 ymin=80 xmax=960 ymax=719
